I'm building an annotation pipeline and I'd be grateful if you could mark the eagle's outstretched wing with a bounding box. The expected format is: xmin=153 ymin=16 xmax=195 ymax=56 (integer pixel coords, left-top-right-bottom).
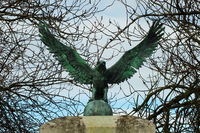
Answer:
xmin=105 ymin=21 xmax=164 ymax=84
xmin=39 ymin=23 xmax=94 ymax=84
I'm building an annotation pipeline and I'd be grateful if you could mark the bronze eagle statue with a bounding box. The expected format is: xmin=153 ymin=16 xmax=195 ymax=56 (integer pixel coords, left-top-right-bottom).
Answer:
xmin=39 ymin=21 xmax=164 ymax=115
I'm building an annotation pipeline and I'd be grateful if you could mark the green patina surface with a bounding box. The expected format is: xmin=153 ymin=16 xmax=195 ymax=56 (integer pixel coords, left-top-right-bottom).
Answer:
xmin=39 ymin=21 xmax=164 ymax=116
xmin=84 ymin=100 xmax=113 ymax=116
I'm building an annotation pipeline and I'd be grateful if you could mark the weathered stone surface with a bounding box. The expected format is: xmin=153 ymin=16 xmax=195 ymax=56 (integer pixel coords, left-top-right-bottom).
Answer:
xmin=40 ymin=116 xmax=155 ymax=133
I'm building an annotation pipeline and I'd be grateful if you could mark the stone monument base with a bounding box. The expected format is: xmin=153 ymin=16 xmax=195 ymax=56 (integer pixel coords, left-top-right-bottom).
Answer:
xmin=40 ymin=116 xmax=155 ymax=133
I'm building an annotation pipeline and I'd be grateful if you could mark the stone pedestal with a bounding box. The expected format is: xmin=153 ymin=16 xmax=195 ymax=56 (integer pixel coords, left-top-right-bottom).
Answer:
xmin=40 ymin=116 xmax=155 ymax=133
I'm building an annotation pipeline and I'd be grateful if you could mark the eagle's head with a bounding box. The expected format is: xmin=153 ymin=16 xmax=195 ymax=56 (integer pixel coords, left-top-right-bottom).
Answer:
xmin=96 ymin=61 xmax=106 ymax=74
